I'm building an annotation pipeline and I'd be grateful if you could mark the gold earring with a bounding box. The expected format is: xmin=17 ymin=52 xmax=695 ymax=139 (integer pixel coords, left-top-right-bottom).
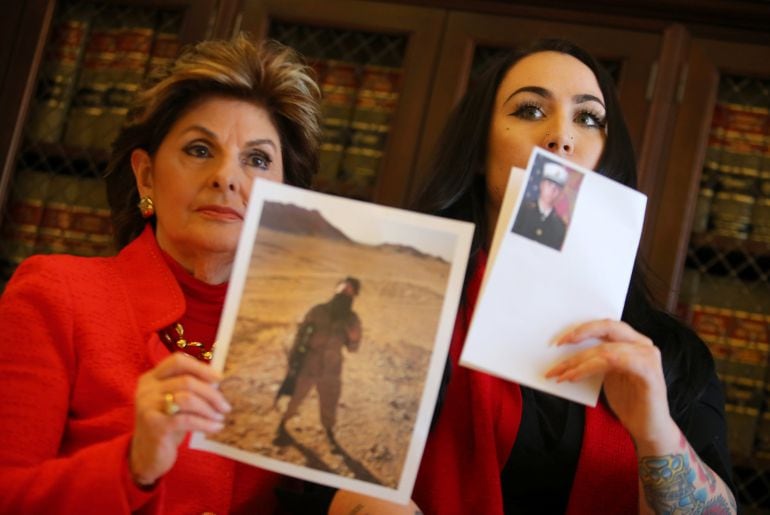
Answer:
xmin=138 ymin=196 xmax=155 ymax=218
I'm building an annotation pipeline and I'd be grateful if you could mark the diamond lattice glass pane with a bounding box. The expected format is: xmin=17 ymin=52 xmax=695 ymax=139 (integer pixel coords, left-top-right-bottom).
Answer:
xmin=269 ymin=21 xmax=406 ymax=67
xmin=268 ymin=21 xmax=407 ymax=201
xmin=0 ymin=0 xmax=185 ymax=287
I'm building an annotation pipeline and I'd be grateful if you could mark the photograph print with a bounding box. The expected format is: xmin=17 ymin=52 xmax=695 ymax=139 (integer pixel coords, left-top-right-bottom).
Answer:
xmin=511 ymin=152 xmax=584 ymax=251
xmin=191 ymin=179 xmax=472 ymax=503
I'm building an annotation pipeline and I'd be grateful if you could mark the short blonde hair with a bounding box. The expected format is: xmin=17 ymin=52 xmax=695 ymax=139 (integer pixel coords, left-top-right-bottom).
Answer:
xmin=105 ymin=34 xmax=322 ymax=249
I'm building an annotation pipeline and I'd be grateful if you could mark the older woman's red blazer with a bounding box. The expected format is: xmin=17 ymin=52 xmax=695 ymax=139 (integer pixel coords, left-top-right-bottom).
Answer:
xmin=0 ymin=226 xmax=280 ymax=514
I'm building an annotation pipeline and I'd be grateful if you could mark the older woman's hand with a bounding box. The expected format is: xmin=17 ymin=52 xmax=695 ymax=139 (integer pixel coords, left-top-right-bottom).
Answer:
xmin=129 ymin=353 xmax=231 ymax=486
xmin=545 ymin=320 xmax=679 ymax=449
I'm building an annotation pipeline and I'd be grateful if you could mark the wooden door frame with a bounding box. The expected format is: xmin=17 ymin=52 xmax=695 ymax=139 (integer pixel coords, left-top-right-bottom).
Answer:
xmin=0 ymin=0 xmax=56 ymax=222
xmin=648 ymin=37 xmax=770 ymax=310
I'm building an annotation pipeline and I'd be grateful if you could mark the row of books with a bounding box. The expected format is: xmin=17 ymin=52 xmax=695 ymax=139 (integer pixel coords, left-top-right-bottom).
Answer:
xmin=709 ymin=101 xmax=769 ymax=150
xmin=27 ymin=8 xmax=403 ymax=203
xmin=310 ymin=59 xmax=403 ymax=201
xmin=25 ymin=6 xmax=181 ymax=152
xmin=0 ymin=169 xmax=114 ymax=287
xmin=692 ymin=101 xmax=770 ymax=242
xmin=678 ymin=302 xmax=770 ymax=456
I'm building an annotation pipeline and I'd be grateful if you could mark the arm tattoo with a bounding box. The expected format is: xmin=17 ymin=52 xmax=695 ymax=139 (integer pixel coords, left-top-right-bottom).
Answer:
xmin=639 ymin=435 xmax=735 ymax=514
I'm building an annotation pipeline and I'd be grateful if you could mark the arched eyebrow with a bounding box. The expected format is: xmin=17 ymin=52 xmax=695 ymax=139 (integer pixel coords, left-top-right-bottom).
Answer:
xmin=503 ymin=86 xmax=549 ymax=105
xmin=503 ymin=86 xmax=606 ymax=110
xmin=573 ymin=93 xmax=606 ymax=109
xmin=180 ymin=125 xmax=278 ymax=151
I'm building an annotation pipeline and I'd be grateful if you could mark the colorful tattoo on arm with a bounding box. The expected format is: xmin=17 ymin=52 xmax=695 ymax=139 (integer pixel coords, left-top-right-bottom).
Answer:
xmin=638 ymin=434 xmax=736 ymax=514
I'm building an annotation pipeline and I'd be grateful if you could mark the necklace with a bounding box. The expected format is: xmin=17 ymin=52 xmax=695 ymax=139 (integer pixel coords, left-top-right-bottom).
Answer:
xmin=160 ymin=322 xmax=214 ymax=362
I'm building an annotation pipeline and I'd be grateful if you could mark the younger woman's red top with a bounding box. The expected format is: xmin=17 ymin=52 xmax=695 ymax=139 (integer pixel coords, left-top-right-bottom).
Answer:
xmin=412 ymin=253 xmax=638 ymax=515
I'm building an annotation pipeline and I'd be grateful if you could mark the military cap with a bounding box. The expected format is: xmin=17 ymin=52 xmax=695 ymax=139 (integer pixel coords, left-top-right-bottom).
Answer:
xmin=542 ymin=162 xmax=568 ymax=187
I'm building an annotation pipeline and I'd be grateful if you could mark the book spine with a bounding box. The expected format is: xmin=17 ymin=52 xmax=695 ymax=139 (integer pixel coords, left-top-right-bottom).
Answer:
xmin=691 ymin=303 xmax=734 ymax=375
xmin=26 ymin=15 xmax=90 ymax=144
xmin=340 ymin=64 xmax=402 ymax=200
xmin=34 ymin=174 xmax=114 ymax=257
xmin=710 ymin=191 xmax=755 ymax=239
xmin=62 ymin=16 xmax=116 ymax=150
xmin=316 ymin=60 xmax=359 ymax=195
xmin=0 ymin=170 xmax=54 ymax=282
xmin=700 ymin=101 xmax=770 ymax=240
xmin=706 ymin=102 xmax=770 ymax=241
xmin=35 ymin=174 xmax=81 ymax=255
xmin=97 ymin=20 xmax=154 ymax=152
xmin=690 ymin=303 xmax=769 ymax=457
xmin=145 ymin=20 xmax=181 ymax=82
xmin=63 ymin=176 xmax=114 ymax=257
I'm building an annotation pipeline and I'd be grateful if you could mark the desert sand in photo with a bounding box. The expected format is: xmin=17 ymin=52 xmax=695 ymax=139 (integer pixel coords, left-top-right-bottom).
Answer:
xmin=209 ymin=219 xmax=451 ymax=488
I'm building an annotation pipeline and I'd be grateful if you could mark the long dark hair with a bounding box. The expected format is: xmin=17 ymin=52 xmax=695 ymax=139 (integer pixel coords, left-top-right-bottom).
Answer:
xmin=413 ymin=39 xmax=713 ymax=418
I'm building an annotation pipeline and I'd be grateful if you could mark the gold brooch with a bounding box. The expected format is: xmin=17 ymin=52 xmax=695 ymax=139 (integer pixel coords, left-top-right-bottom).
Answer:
xmin=161 ymin=322 xmax=214 ymax=361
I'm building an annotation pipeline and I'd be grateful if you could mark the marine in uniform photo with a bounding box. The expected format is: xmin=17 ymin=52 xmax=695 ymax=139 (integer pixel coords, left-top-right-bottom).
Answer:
xmin=512 ymin=161 xmax=573 ymax=250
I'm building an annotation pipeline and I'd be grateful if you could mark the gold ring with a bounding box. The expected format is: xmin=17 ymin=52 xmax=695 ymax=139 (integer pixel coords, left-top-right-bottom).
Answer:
xmin=163 ymin=392 xmax=180 ymax=416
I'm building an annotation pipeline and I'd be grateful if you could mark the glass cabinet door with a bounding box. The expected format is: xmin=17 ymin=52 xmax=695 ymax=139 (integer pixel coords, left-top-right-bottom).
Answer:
xmin=673 ymin=38 xmax=770 ymax=513
xmin=0 ymin=0 xmax=218 ymax=288
xmin=267 ymin=20 xmax=407 ymax=202
xmin=239 ymin=0 xmax=445 ymax=207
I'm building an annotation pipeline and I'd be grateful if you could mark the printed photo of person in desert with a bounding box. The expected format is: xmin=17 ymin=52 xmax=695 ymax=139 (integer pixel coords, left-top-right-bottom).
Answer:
xmin=206 ymin=199 xmax=460 ymax=490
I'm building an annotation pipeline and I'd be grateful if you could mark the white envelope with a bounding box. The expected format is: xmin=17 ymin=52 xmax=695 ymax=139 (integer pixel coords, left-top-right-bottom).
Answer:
xmin=460 ymin=147 xmax=647 ymax=406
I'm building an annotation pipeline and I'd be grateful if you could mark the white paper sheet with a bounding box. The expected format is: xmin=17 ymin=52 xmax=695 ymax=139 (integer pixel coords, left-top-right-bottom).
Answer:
xmin=190 ymin=179 xmax=473 ymax=504
xmin=460 ymin=148 xmax=647 ymax=406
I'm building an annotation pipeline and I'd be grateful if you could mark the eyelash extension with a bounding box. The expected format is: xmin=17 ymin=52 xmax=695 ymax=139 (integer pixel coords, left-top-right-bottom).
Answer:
xmin=509 ymin=101 xmax=607 ymax=129
xmin=509 ymin=101 xmax=544 ymax=117
xmin=577 ymin=108 xmax=607 ymax=128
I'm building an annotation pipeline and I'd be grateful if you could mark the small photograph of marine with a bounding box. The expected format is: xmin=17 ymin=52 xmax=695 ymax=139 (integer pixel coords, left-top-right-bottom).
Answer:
xmin=512 ymin=160 xmax=581 ymax=251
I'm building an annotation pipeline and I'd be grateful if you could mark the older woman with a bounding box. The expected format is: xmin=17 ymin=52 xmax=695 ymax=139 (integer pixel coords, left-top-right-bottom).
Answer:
xmin=0 ymin=36 xmax=320 ymax=513
xmin=332 ymin=39 xmax=736 ymax=515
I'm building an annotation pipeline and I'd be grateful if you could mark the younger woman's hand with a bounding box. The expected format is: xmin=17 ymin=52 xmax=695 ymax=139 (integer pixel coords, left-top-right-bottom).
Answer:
xmin=545 ymin=319 xmax=678 ymax=448
xmin=129 ymin=352 xmax=231 ymax=486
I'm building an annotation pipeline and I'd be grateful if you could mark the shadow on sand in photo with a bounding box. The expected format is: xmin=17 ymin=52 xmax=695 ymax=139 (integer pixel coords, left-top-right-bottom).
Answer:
xmin=273 ymin=425 xmax=383 ymax=485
